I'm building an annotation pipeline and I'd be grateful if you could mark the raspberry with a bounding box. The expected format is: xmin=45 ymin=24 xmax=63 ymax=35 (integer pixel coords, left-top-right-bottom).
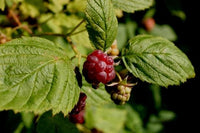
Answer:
xmin=106 ymin=83 xmax=132 ymax=105
xmin=105 ymin=73 xmax=137 ymax=105
xmin=142 ymin=18 xmax=155 ymax=31
xmin=69 ymin=92 xmax=87 ymax=124
xmin=69 ymin=110 xmax=85 ymax=124
xmin=70 ymin=92 xmax=87 ymax=113
xmin=111 ymin=85 xmax=132 ymax=105
xmin=83 ymin=50 xmax=116 ymax=86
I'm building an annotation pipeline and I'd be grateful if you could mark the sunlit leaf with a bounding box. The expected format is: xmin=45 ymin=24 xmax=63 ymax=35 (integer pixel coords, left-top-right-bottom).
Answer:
xmin=86 ymin=0 xmax=118 ymax=51
xmin=85 ymin=104 xmax=127 ymax=133
xmin=0 ymin=37 xmax=80 ymax=115
xmin=122 ymin=35 xmax=195 ymax=87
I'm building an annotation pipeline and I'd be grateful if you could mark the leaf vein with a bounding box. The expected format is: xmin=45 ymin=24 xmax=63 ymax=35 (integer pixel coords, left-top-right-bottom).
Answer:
xmin=137 ymin=55 xmax=176 ymax=84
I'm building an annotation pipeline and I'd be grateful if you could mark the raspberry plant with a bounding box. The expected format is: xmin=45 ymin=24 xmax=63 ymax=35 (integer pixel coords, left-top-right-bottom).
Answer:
xmin=0 ymin=0 xmax=195 ymax=133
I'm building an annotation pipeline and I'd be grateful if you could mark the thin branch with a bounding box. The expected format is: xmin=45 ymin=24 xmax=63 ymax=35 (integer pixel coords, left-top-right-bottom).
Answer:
xmin=32 ymin=29 xmax=87 ymax=37
xmin=66 ymin=36 xmax=79 ymax=55
xmin=32 ymin=20 xmax=86 ymax=37
xmin=70 ymin=29 xmax=87 ymax=36
xmin=9 ymin=9 xmax=32 ymax=34
xmin=66 ymin=20 xmax=85 ymax=36
xmin=13 ymin=25 xmax=33 ymax=34
xmin=8 ymin=9 xmax=21 ymax=25
xmin=116 ymin=72 xmax=122 ymax=82
xmin=31 ymin=32 xmax=66 ymax=37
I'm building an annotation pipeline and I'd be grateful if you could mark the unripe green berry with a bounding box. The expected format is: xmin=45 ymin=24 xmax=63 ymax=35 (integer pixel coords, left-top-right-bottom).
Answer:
xmin=105 ymin=74 xmax=137 ymax=105
xmin=117 ymin=85 xmax=125 ymax=94
xmin=117 ymin=95 xmax=123 ymax=100
xmin=112 ymin=93 xmax=118 ymax=100
xmin=117 ymin=85 xmax=125 ymax=91
xmin=125 ymin=87 xmax=131 ymax=94
xmin=126 ymin=94 xmax=130 ymax=101
xmin=119 ymin=101 xmax=125 ymax=105
xmin=122 ymin=96 xmax=127 ymax=101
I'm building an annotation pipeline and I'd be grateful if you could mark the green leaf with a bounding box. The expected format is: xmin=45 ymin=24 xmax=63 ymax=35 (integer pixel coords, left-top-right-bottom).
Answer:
xmin=150 ymin=24 xmax=177 ymax=41
xmin=82 ymin=80 xmax=113 ymax=107
xmin=0 ymin=37 xmax=80 ymax=115
xmin=37 ymin=111 xmax=79 ymax=133
xmin=123 ymin=105 xmax=144 ymax=133
xmin=122 ymin=35 xmax=195 ymax=87
xmin=112 ymin=0 xmax=153 ymax=13
xmin=85 ymin=0 xmax=118 ymax=51
xmin=0 ymin=0 xmax=5 ymax=11
xmin=85 ymin=104 xmax=127 ymax=133
xmin=47 ymin=0 xmax=70 ymax=13
xmin=19 ymin=0 xmax=46 ymax=18
xmin=85 ymin=104 xmax=144 ymax=133
xmin=164 ymin=0 xmax=186 ymax=20
xmin=116 ymin=24 xmax=128 ymax=51
xmin=158 ymin=110 xmax=175 ymax=122
xmin=67 ymin=0 xmax=87 ymax=13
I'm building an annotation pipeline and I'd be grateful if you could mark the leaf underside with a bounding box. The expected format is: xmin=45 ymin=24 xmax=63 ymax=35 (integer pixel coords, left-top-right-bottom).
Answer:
xmin=86 ymin=0 xmax=118 ymax=51
xmin=0 ymin=37 xmax=80 ymax=115
xmin=112 ymin=0 xmax=153 ymax=13
xmin=122 ymin=35 xmax=195 ymax=87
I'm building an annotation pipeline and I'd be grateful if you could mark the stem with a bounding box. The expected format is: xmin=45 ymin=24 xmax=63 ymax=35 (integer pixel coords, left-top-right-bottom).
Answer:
xmin=70 ymin=29 xmax=87 ymax=36
xmin=13 ymin=25 xmax=33 ymax=34
xmin=66 ymin=36 xmax=79 ymax=55
xmin=31 ymin=19 xmax=86 ymax=66
xmin=32 ymin=32 xmax=66 ymax=37
xmin=61 ymin=20 xmax=85 ymax=64
xmin=9 ymin=9 xmax=32 ymax=34
xmin=32 ymin=20 xmax=85 ymax=37
xmin=116 ymin=72 xmax=122 ymax=82
xmin=66 ymin=20 xmax=85 ymax=36
xmin=71 ymin=55 xmax=87 ymax=61
xmin=8 ymin=9 xmax=21 ymax=25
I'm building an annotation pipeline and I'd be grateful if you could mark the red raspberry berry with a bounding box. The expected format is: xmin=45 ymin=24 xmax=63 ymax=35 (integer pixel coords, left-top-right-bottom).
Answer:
xmin=69 ymin=92 xmax=87 ymax=124
xmin=142 ymin=18 xmax=155 ymax=31
xmin=69 ymin=110 xmax=85 ymax=124
xmin=83 ymin=50 xmax=116 ymax=85
xmin=71 ymin=92 xmax=87 ymax=113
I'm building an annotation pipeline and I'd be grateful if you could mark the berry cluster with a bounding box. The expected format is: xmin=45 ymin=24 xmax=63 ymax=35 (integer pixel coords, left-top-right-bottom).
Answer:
xmin=111 ymin=84 xmax=132 ymax=105
xmin=83 ymin=50 xmax=115 ymax=87
xmin=69 ymin=92 xmax=87 ymax=124
xmin=106 ymin=82 xmax=132 ymax=105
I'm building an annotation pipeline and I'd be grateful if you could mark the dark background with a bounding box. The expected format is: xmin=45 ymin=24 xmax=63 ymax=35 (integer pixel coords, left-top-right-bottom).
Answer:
xmin=129 ymin=0 xmax=199 ymax=132
xmin=164 ymin=0 xmax=199 ymax=132
xmin=150 ymin=0 xmax=199 ymax=132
